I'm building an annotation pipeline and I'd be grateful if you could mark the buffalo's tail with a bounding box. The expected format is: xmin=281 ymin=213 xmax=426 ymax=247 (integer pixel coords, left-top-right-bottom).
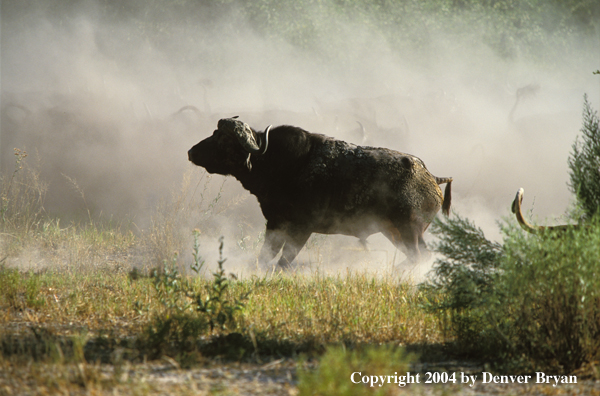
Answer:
xmin=435 ymin=177 xmax=453 ymax=216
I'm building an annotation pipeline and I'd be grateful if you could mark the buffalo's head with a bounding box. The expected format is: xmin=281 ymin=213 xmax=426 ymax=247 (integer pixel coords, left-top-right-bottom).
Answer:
xmin=188 ymin=117 xmax=271 ymax=175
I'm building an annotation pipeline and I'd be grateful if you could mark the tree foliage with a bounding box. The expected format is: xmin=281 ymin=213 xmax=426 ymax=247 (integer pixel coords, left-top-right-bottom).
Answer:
xmin=568 ymin=94 xmax=600 ymax=219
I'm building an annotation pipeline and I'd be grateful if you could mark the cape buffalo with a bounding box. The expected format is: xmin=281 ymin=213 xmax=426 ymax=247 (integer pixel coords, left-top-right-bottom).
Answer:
xmin=188 ymin=117 xmax=452 ymax=270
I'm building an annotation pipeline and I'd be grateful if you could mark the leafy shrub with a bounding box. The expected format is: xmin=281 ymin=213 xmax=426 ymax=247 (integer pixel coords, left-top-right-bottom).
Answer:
xmin=420 ymin=213 xmax=503 ymax=353
xmin=423 ymin=212 xmax=600 ymax=373
xmin=492 ymin=219 xmax=600 ymax=372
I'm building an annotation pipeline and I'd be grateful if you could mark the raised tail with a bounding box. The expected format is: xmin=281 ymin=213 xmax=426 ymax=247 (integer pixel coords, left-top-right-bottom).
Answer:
xmin=435 ymin=177 xmax=453 ymax=216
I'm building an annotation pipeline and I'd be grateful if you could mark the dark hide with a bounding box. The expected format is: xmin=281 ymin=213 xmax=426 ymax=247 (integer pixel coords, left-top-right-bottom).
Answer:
xmin=188 ymin=118 xmax=452 ymax=270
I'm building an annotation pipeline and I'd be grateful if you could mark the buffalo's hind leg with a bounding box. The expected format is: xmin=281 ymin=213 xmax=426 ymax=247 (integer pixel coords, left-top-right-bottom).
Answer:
xmin=397 ymin=218 xmax=434 ymax=264
xmin=417 ymin=234 xmax=432 ymax=261
xmin=397 ymin=227 xmax=421 ymax=264
xmin=384 ymin=221 xmax=427 ymax=265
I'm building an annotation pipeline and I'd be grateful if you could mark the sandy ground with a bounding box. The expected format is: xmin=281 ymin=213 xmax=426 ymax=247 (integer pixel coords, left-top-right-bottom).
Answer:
xmin=2 ymin=358 xmax=599 ymax=396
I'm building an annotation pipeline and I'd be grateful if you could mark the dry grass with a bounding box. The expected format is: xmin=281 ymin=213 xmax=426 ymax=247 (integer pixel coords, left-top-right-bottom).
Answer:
xmin=238 ymin=273 xmax=440 ymax=348
xmin=0 ymin=260 xmax=442 ymax=395
xmin=0 ymin=269 xmax=439 ymax=351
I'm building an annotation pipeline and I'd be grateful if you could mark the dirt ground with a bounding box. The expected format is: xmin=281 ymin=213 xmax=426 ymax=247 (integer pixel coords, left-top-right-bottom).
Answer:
xmin=2 ymin=358 xmax=599 ymax=396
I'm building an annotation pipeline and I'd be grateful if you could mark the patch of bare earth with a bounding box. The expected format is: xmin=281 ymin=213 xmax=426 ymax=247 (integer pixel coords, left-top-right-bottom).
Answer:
xmin=2 ymin=359 xmax=599 ymax=395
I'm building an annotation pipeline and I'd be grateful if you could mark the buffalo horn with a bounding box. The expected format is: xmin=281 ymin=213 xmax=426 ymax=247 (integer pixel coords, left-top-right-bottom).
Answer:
xmin=256 ymin=125 xmax=272 ymax=155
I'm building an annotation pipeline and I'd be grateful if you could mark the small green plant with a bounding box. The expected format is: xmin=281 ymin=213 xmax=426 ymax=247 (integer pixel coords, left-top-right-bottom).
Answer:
xmin=0 ymin=266 xmax=45 ymax=310
xmin=297 ymin=345 xmax=416 ymax=396
xmin=189 ymin=229 xmax=206 ymax=276
xmin=0 ymin=265 xmax=23 ymax=309
xmin=151 ymin=254 xmax=189 ymax=313
xmin=140 ymin=235 xmax=248 ymax=362
xmin=142 ymin=256 xmax=206 ymax=360
xmin=24 ymin=271 xmax=45 ymax=309
xmin=189 ymin=237 xmax=248 ymax=332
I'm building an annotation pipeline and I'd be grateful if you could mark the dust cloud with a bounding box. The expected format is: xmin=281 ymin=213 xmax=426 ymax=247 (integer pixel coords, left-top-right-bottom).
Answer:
xmin=2 ymin=1 xmax=599 ymax=277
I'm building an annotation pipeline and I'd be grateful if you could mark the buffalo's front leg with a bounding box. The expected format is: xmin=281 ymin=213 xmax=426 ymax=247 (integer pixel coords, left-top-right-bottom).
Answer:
xmin=276 ymin=231 xmax=311 ymax=271
xmin=257 ymin=228 xmax=286 ymax=266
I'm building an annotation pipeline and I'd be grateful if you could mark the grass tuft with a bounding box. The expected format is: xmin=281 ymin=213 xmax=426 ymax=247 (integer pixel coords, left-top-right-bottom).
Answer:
xmin=297 ymin=345 xmax=416 ymax=396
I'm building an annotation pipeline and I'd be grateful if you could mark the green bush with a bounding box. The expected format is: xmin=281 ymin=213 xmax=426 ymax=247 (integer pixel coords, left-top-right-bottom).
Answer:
xmin=422 ymin=212 xmax=600 ymax=373
xmin=492 ymin=219 xmax=600 ymax=372
xmin=420 ymin=212 xmax=504 ymax=354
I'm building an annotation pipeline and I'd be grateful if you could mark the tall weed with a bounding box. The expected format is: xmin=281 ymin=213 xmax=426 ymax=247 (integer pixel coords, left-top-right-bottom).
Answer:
xmin=143 ymin=168 xmax=228 ymax=272
xmin=0 ymin=149 xmax=47 ymax=235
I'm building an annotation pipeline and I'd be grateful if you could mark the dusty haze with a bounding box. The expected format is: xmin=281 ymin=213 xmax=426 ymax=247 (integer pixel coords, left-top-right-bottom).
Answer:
xmin=2 ymin=0 xmax=599 ymax=276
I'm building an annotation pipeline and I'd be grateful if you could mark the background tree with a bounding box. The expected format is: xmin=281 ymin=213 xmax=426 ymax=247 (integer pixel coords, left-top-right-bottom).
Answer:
xmin=568 ymin=94 xmax=600 ymax=220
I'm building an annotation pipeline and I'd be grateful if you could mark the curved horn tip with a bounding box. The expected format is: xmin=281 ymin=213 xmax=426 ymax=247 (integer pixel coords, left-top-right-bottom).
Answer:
xmin=254 ymin=125 xmax=271 ymax=155
xmin=517 ymin=188 xmax=525 ymax=203
xmin=511 ymin=188 xmax=524 ymax=214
